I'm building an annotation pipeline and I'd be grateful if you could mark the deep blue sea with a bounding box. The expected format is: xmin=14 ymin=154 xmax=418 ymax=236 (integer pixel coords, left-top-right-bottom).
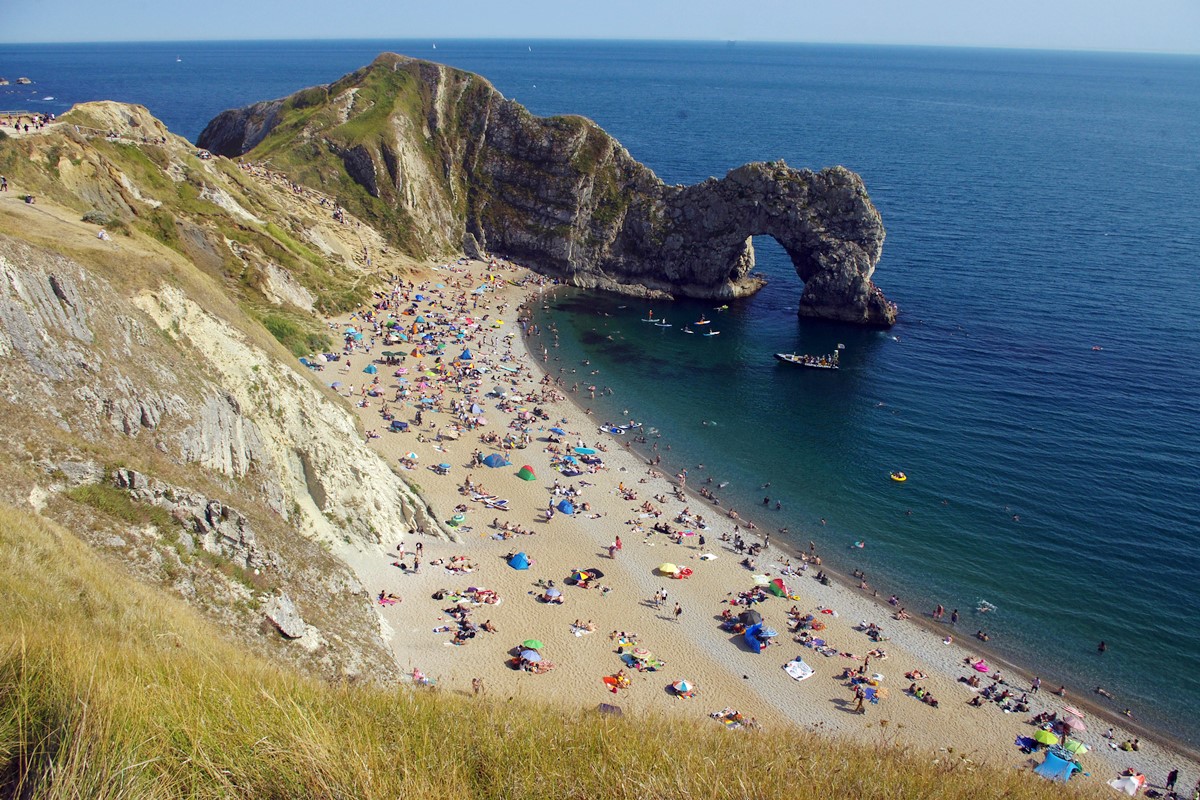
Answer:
xmin=3 ymin=40 xmax=1198 ymax=746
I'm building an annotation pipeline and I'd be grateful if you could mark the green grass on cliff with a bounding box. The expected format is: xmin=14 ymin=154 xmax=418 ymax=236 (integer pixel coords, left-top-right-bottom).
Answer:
xmin=0 ymin=504 xmax=1100 ymax=800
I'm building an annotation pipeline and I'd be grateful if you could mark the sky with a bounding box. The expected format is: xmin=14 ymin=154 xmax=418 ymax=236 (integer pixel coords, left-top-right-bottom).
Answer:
xmin=4 ymin=0 xmax=1199 ymax=54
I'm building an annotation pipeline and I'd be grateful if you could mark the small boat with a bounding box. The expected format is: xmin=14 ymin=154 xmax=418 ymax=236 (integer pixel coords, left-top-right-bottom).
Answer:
xmin=695 ymin=317 xmax=711 ymax=325
xmin=774 ymin=352 xmax=839 ymax=369
xmin=682 ymin=327 xmax=694 ymax=334
xmin=890 ymin=471 xmax=907 ymax=482
xmin=655 ymin=321 xmax=672 ymax=328
xmin=703 ymin=331 xmax=720 ymax=337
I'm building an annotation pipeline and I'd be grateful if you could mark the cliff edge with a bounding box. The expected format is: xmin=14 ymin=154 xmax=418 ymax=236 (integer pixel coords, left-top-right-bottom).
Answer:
xmin=199 ymin=53 xmax=896 ymax=327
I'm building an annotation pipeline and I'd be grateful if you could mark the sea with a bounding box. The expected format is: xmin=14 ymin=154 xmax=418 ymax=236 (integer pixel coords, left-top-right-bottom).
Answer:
xmin=2 ymin=39 xmax=1198 ymax=747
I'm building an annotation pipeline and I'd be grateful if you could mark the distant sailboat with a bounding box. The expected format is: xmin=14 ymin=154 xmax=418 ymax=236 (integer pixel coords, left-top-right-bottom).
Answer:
xmin=432 ymin=43 xmax=437 ymax=50
xmin=176 ymin=56 xmax=182 ymax=62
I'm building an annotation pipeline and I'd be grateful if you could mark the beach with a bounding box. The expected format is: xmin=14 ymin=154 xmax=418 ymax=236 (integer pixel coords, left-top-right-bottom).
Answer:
xmin=319 ymin=256 xmax=1197 ymax=792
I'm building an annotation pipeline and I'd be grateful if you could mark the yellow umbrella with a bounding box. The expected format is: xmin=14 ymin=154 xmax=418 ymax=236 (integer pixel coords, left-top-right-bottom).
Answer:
xmin=657 ymin=563 xmax=679 ymax=575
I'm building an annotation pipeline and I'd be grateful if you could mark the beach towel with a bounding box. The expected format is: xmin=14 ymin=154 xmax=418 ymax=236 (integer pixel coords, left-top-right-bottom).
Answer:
xmin=784 ymin=659 xmax=815 ymax=681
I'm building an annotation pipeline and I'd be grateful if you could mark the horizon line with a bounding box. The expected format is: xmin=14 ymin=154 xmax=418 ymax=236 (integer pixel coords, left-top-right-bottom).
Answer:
xmin=1 ymin=36 xmax=1198 ymax=58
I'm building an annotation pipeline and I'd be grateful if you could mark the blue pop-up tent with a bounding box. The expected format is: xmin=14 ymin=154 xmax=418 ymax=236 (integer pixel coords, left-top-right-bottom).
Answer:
xmin=743 ymin=623 xmax=770 ymax=653
xmin=557 ymin=500 xmax=575 ymax=515
xmin=1033 ymin=751 xmax=1081 ymax=782
xmin=459 ymin=348 xmax=473 ymax=360
xmin=508 ymin=552 xmax=530 ymax=570
xmin=483 ymin=453 xmax=510 ymax=468
xmin=363 ymin=364 xmax=378 ymax=374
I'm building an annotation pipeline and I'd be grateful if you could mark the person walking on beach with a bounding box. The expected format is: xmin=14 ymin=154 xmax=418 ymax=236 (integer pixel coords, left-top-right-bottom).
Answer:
xmin=1165 ymin=769 xmax=1178 ymax=792
xmin=1031 ymin=676 xmax=1041 ymax=693
xmin=673 ymin=603 xmax=683 ymax=622
xmin=950 ymin=609 xmax=959 ymax=625
xmin=472 ymin=677 xmax=484 ymax=696
xmin=934 ymin=604 xmax=944 ymax=621
xmin=853 ymin=685 xmax=866 ymax=713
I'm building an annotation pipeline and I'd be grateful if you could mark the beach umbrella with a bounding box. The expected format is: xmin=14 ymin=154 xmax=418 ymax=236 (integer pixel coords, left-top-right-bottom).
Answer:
xmin=1061 ymin=715 xmax=1086 ymax=733
xmin=404 ymin=452 xmax=418 ymax=460
xmin=584 ymin=567 xmax=605 ymax=579
xmin=738 ymin=610 xmax=763 ymax=625
xmin=331 ymin=381 xmax=343 ymax=389
xmin=672 ymin=680 xmax=692 ymax=693
xmin=438 ymin=463 xmax=452 ymax=470
xmin=1061 ymin=738 xmax=1089 ymax=756
xmin=570 ymin=570 xmax=590 ymax=583
xmin=557 ymin=499 xmax=575 ymax=515
xmin=520 ymin=649 xmax=542 ymax=662
xmin=549 ymin=427 xmax=567 ymax=436
xmin=562 ymin=455 xmax=578 ymax=464
xmin=545 ymin=587 xmax=562 ymax=598
xmin=1061 ymin=705 xmax=1085 ymax=718
xmin=483 ymin=453 xmax=510 ymax=468
xmin=574 ymin=447 xmax=597 ymax=455
xmin=316 ymin=353 xmax=328 ymax=362
xmin=657 ymin=563 xmax=679 ymax=575
xmin=471 ymin=403 xmax=484 ymax=414
xmin=1033 ymin=729 xmax=1060 ymax=746
xmin=363 ymin=364 xmax=378 ymax=374
xmin=517 ymin=465 xmax=537 ymax=481
xmin=522 ymin=639 xmax=544 ymax=650
xmin=631 ymin=647 xmax=652 ymax=659
xmin=344 ymin=326 xmax=357 ymax=334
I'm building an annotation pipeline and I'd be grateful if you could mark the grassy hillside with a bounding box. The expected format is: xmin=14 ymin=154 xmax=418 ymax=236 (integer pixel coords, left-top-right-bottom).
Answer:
xmin=0 ymin=504 xmax=1094 ymax=799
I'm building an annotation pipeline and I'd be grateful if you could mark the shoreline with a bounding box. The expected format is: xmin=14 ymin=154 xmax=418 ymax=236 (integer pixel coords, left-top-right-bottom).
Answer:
xmin=327 ymin=260 xmax=1198 ymax=789
xmin=523 ymin=284 xmax=1200 ymax=764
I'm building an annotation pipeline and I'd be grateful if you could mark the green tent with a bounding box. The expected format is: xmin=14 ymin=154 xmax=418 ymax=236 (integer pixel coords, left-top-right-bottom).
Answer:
xmin=517 ymin=465 xmax=536 ymax=481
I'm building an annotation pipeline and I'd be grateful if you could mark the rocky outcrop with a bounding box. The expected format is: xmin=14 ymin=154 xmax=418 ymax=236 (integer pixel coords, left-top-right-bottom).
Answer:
xmin=198 ymin=53 xmax=896 ymax=326
xmin=112 ymin=467 xmax=274 ymax=571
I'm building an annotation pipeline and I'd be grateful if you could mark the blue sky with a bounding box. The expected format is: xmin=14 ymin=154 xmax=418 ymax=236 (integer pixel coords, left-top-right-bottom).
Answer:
xmin=5 ymin=0 xmax=1199 ymax=53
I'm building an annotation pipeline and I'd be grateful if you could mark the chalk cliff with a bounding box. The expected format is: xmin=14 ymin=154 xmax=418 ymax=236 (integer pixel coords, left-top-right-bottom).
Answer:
xmin=199 ymin=54 xmax=896 ymax=326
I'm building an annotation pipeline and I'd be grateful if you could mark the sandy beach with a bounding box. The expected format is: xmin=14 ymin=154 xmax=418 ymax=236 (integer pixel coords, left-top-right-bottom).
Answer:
xmin=324 ymin=257 xmax=1197 ymax=792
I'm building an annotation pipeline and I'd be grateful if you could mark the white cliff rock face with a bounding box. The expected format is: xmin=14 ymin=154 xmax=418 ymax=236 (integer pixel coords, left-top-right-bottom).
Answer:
xmin=261 ymin=262 xmax=316 ymax=311
xmin=133 ymin=286 xmax=447 ymax=546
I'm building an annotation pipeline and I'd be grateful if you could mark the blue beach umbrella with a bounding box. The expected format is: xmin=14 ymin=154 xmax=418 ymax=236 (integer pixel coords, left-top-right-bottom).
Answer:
xmin=549 ymin=427 xmax=567 ymax=436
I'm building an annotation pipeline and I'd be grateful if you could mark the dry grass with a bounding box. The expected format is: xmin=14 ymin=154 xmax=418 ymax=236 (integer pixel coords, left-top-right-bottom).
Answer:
xmin=0 ymin=504 xmax=1103 ymax=799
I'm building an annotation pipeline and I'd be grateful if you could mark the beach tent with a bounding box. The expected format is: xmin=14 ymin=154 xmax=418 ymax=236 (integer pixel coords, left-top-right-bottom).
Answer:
xmin=459 ymin=348 xmax=473 ymax=360
xmin=483 ymin=453 xmax=510 ymax=468
xmin=508 ymin=552 xmax=530 ymax=570
xmin=768 ymin=578 xmax=790 ymax=597
xmin=744 ymin=623 xmax=770 ymax=653
xmin=557 ymin=499 xmax=575 ymax=515
xmin=1034 ymin=751 xmax=1081 ymax=782
xmin=517 ymin=465 xmax=537 ymax=481
xmin=471 ymin=403 xmax=485 ymax=415
xmin=363 ymin=364 xmax=378 ymax=374
xmin=1108 ymin=775 xmax=1146 ymax=795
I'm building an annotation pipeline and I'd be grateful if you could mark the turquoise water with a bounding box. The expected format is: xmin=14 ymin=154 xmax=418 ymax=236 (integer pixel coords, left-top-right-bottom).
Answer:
xmin=4 ymin=40 xmax=1198 ymax=745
